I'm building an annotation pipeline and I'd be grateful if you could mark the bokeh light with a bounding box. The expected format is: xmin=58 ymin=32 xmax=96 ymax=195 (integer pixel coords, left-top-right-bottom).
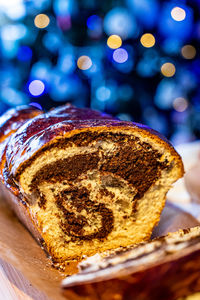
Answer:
xmin=181 ymin=45 xmax=196 ymax=59
xmin=107 ymin=35 xmax=122 ymax=49
xmin=171 ymin=7 xmax=186 ymax=22
xmin=58 ymin=53 xmax=75 ymax=74
xmin=159 ymin=3 xmax=192 ymax=41
xmin=30 ymin=61 xmax=51 ymax=81
xmin=161 ymin=62 xmax=176 ymax=77
xmin=17 ymin=46 xmax=32 ymax=61
xmin=34 ymin=14 xmax=50 ymax=29
xmin=49 ymin=75 xmax=82 ymax=101
xmin=154 ymin=79 xmax=182 ymax=109
xmin=1 ymin=24 xmax=27 ymax=41
xmin=29 ymin=102 xmax=43 ymax=110
xmin=0 ymin=0 xmax=26 ymax=20
xmin=104 ymin=7 xmax=137 ymax=39
xmin=43 ymin=32 xmax=61 ymax=52
xmin=53 ymin=0 xmax=76 ymax=16
xmin=0 ymin=0 xmax=200 ymax=143
xmin=117 ymin=113 xmax=133 ymax=121
xmin=127 ymin=0 xmax=159 ymax=29
xmin=173 ymin=97 xmax=188 ymax=112
xmin=162 ymin=38 xmax=181 ymax=55
xmin=1 ymin=87 xmax=28 ymax=106
xmin=112 ymin=45 xmax=133 ymax=72
xmin=113 ymin=48 xmax=128 ymax=63
xmin=77 ymin=56 xmax=92 ymax=70
xmin=113 ymin=58 xmax=134 ymax=73
xmin=29 ymin=80 xmax=45 ymax=96
xmin=87 ymin=15 xmax=102 ymax=31
xmin=96 ymin=86 xmax=111 ymax=101
xmin=87 ymin=15 xmax=102 ymax=38
xmin=140 ymin=33 xmax=155 ymax=48
xmin=57 ymin=15 xmax=71 ymax=31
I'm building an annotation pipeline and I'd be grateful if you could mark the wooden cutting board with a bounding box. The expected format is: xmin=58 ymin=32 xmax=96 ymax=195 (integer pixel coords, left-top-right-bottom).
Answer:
xmin=0 ymin=258 xmax=47 ymax=300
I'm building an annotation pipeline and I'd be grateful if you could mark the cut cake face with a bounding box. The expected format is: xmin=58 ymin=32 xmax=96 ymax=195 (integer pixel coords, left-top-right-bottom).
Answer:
xmin=0 ymin=104 xmax=183 ymax=262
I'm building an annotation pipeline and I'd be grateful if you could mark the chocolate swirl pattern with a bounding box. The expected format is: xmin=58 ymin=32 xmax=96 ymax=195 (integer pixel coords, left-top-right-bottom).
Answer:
xmin=0 ymin=104 xmax=184 ymax=263
xmin=56 ymin=187 xmax=114 ymax=240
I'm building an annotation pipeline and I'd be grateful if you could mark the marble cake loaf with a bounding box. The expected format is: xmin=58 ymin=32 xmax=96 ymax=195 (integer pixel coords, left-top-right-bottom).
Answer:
xmin=0 ymin=103 xmax=183 ymax=264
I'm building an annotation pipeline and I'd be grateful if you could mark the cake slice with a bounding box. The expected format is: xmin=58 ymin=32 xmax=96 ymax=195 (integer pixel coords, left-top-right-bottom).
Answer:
xmin=62 ymin=227 xmax=200 ymax=300
xmin=0 ymin=104 xmax=183 ymax=264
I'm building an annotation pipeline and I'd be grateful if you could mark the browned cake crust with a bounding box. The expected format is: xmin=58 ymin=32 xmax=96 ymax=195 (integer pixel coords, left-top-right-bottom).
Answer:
xmin=0 ymin=106 xmax=44 ymax=243
xmin=62 ymin=227 xmax=200 ymax=300
xmin=6 ymin=105 xmax=182 ymax=179
xmin=0 ymin=103 xmax=184 ymax=263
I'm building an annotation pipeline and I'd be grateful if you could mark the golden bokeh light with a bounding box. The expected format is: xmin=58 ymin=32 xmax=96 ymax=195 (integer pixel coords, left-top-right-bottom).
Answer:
xmin=140 ymin=33 xmax=155 ymax=48
xmin=161 ymin=62 xmax=176 ymax=77
xmin=34 ymin=14 xmax=50 ymax=29
xmin=181 ymin=45 xmax=196 ymax=59
xmin=107 ymin=35 xmax=122 ymax=49
xmin=171 ymin=7 xmax=186 ymax=21
xmin=173 ymin=97 xmax=188 ymax=112
xmin=77 ymin=55 xmax=92 ymax=70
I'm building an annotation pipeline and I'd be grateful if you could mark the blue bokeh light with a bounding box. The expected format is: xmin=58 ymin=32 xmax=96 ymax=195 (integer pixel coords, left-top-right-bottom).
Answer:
xmin=53 ymin=0 xmax=77 ymax=16
xmin=27 ymin=0 xmax=51 ymax=10
xmin=49 ymin=74 xmax=81 ymax=101
xmin=96 ymin=86 xmax=111 ymax=101
xmin=0 ymin=0 xmax=199 ymax=142
xmin=137 ymin=49 xmax=159 ymax=77
xmin=113 ymin=57 xmax=134 ymax=73
xmin=57 ymin=53 xmax=76 ymax=74
xmin=143 ymin=107 xmax=168 ymax=134
xmin=158 ymin=3 xmax=193 ymax=41
xmin=154 ymin=79 xmax=183 ymax=109
xmin=43 ymin=32 xmax=61 ymax=52
xmin=127 ymin=0 xmax=159 ymax=29
xmin=28 ymin=80 xmax=45 ymax=97
xmin=0 ymin=67 xmax=21 ymax=88
xmin=87 ymin=15 xmax=102 ymax=31
xmin=113 ymin=48 xmax=128 ymax=63
xmin=116 ymin=113 xmax=133 ymax=121
xmin=1 ymin=24 xmax=27 ymax=41
xmin=17 ymin=45 xmax=32 ymax=61
xmin=31 ymin=61 xmax=51 ymax=81
xmin=29 ymin=102 xmax=43 ymax=110
xmin=1 ymin=40 xmax=18 ymax=59
xmin=1 ymin=87 xmax=29 ymax=106
xmin=0 ymin=1 xmax=26 ymax=20
xmin=161 ymin=38 xmax=182 ymax=55
xmin=104 ymin=7 xmax=138 ymax=39
xmin=87 ymin=15 xmax=102 ymax=38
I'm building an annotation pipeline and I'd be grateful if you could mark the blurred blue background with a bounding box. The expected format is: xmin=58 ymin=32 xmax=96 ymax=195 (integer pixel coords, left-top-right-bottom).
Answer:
xmin=0 ymin=0 xmax=199 ymax=144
